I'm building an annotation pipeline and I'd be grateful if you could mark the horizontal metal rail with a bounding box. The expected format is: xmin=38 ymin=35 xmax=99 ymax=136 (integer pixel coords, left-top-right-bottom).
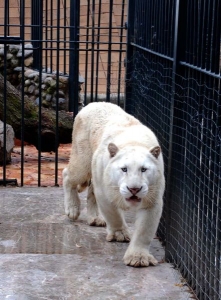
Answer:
xmin=130 ymin=42 xmax=174 ymax=62
xmin=179 ymin=61 xmax=221 ymax=79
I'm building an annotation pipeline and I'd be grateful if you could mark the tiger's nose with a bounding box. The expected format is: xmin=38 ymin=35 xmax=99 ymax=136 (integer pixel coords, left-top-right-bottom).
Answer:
xmin=127 ymin=187 xmax=142 ymax=195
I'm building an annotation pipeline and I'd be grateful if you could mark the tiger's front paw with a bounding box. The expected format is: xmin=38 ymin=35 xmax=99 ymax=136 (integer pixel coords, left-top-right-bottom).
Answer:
xmin=65 ymin=204 xmax=80 ymax=220
xmin=88 ymin=216 xmax=106 ymax=227
xmin=106 ymin=228 xmax=130 ymax=242
xmin=123 ymin=248 xmax=158 ymax=267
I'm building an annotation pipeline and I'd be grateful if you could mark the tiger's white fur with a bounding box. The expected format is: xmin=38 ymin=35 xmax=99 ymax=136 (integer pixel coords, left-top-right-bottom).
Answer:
xmin=63 ymin=102 xmax=165 ymax=267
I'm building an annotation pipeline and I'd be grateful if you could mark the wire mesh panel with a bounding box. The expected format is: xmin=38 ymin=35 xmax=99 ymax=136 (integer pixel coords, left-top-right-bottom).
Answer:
xmin=126 ymin=0 xmax=176 ymax=245
xmin=126 ymin=0 xmax=221 ymax=299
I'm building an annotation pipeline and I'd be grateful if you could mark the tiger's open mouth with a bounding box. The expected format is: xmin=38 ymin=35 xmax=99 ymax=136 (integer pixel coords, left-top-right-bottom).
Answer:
xmin=126 ymin=195 xmax=141 ymax=202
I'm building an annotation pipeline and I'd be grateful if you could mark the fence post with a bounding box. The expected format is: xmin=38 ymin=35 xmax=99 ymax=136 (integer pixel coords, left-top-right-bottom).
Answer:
xmin=125 ymin=0 xmax=135 ymax=114
xmin=165 ymin=0 xmax=187 ymax=261
xmin=31 ymin=0 xmax=43 ymax=70
xmin=69 ymin=0 xmax=80 ymax=115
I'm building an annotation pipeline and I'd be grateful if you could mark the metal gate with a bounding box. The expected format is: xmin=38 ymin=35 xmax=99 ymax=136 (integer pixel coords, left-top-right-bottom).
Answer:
xmin=0 ymin=0 xmax=127 ymax=186
xmin=125 ymin=0 xmax=221 ymax=299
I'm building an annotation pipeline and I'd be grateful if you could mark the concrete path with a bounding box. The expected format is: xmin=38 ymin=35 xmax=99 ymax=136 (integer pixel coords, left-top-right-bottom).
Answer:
xmin=0 ymin=187 xmax=190 ymax=299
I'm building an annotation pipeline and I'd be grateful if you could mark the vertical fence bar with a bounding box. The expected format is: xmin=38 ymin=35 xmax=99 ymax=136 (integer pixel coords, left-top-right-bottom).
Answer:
xmin=106 ymin=0 xmax=113 ymax=102
xmin=63 ymin=0 xmax=67 ymax=75
xmin=90 ymin=0 xmax=95 ymax=103
xmin=20 ymin=0 xmax=25 ymax=186
xmin=33 ymin=0 xmax=43 ymax=186
xmin=95 ymin=0 xmax=102 ymax=102
xmin=2 ymin=0 xmax=9 ymax=186
xmin=50 ymin=0 xmax=53 ymax=72
xmin=55 ymin=0 xmax=60 ymax=186
xmin=84 ymin=0 xmax=90 ymax=105
xmin=31 ymin=0 xmax=43 ymax=70
xmin=69 ymin=0 xmax=80 ymax=114
xmin=125 ymin=0 xmax=135 ymax=113
xmin=0 ymin=1 xmax=17 ymax=186
xmin=117 ymin=0 xmax=125 ymax=106
xmin=165 ymin=0 xmax=187 ymax=262
xmin=45 ymin=0 xmax=48 ymax=71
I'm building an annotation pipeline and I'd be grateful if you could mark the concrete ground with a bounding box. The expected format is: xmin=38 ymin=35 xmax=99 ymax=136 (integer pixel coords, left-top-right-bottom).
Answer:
xmin=0 ymin=187 xmax=190 ymax=300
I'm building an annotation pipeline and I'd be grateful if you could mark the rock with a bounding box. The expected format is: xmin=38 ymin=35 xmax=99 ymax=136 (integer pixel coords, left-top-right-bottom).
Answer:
xmin=79 ymin=75 xmax=85 ymax=83
xmin=24 ymin=56 xmax=33 ymax=67
xmin=52 ymin=70 xmax=63 ymax=75
xmin=41 ymin=73 xmax=47 ymax=81
xmin=49 ymin=79 xmax=57 ymax=88
xmin=0 ymin=43 xmax=82 ymax=112
xmin=0 ymin=120 xmax=14 ymax=164
xmin=45 ymin=94 xmax=52 ymax=102
xmin=42 ymin=67 xmax=51 ymax=73
xmin=10 ymin=58 xmax=19 ymax=68
xmin=9 ymin=44 xmax=20 ymax=54
xmin=42 ymin=100 xmax=49 ymax=108
xmin=59 ymin=75 xmax=69 ymax=84
xmin=44 ymin=77 xmax=53 ymax=85
xmin=58 ymin=82 xmax=65 ymax=89
xmin=54 ymin=90 xmax=65 ymax=97
xmin=34 ymin=89 xmax=39 ymax=96
xmin=25 ymin=79 xmax=31 ymax=86
xmin=24 ymin=69 xmax=39 ymax=79
xmin=29 ymin=95 xmax=36 ymax=102
xmin=14 ymin=67 xmax=23 ymax=72
xmin=46 ymin=86 xmax=55 ymax=94
xmin=58 ymin=98 xmax=65 ymax=104
xmin=28 ymin=85 xmax=36 ymax=94
xmin=17 ymin=44 xmax=33 ymax=58
xmin=52 ymin=97 xmax=66 ymax=108
xmin=33 ymin=76 xmax=38 ymax=82
xmin=6 ymin=53 xmax=13 ymax=60
xmin=35 ymin=98 xmax=39 ymax=106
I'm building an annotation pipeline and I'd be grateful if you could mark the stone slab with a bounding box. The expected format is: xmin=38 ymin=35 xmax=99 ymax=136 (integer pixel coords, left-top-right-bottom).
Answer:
xmin=0 ymin=187 xmax=190 ymax=299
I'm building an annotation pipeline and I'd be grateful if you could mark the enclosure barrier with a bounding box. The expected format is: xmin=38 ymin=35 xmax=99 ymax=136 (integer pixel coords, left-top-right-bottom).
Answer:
xmin=125 ymin=0 xmax=220 ymax=299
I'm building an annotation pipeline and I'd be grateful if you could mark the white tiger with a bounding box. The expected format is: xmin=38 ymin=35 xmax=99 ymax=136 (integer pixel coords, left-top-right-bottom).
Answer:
xmin=63 ymin=102 xmax=165 ymax=267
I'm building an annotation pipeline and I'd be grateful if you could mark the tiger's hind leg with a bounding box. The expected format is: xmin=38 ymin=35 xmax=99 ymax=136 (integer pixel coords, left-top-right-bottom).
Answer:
xmin=87 ymin=181 xmax=106 ymax=227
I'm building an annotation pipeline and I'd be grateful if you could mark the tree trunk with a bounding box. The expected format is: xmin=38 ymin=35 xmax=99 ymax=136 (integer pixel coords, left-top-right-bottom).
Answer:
xmin=0 ymin=73 xmax=74 ymax=151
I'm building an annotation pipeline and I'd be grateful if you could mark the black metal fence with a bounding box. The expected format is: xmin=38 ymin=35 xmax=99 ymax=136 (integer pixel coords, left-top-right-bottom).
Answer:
xmin=0 ymin=0 xmax=127 ymax=186
xmin=125 ymin=0 xmax=221 ymax=299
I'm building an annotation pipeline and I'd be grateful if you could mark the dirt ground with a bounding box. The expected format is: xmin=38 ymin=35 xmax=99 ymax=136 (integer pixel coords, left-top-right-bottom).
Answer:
xmin=0 ymin=141 xmax=71 ymax=186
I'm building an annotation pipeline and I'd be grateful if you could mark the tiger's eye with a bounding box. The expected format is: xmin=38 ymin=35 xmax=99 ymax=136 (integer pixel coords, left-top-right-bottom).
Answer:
xmin=121 ymin=167 xmax=127 ymax=172
xmin=141 ymin=167 xmax=147 ymax=172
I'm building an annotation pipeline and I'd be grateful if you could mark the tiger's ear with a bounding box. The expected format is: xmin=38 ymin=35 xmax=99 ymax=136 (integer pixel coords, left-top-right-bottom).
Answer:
xmin=150 ymin=146 xmax=161 ymax=159
xmin=108 ymin=143 xmax=119 ymax=157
